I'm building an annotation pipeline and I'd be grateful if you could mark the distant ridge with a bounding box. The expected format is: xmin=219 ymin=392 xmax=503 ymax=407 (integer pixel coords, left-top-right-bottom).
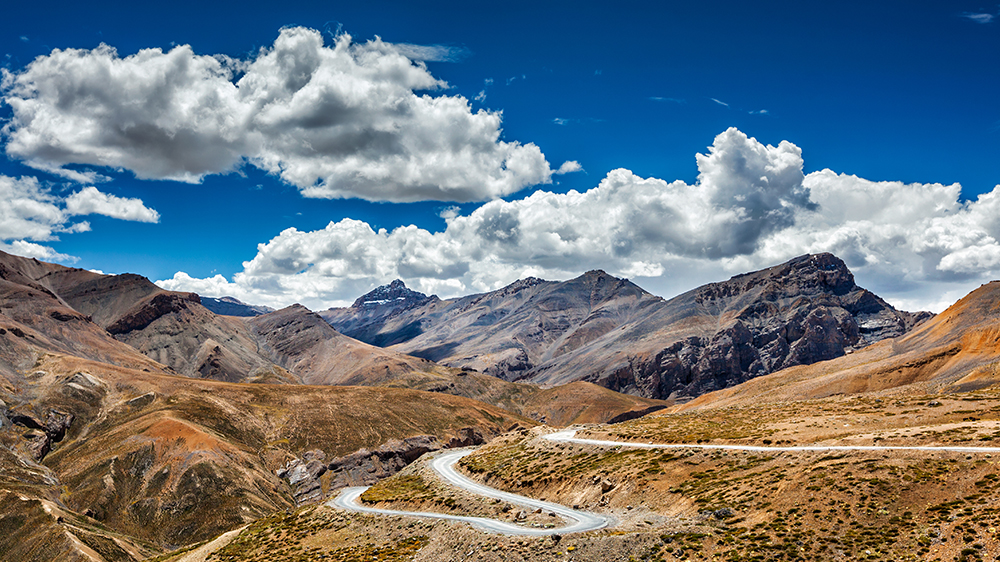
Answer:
xmin=0 ymin=249 xmax=663 ymax=425
xmin=200 ymin=296 xmax=275 ymax=317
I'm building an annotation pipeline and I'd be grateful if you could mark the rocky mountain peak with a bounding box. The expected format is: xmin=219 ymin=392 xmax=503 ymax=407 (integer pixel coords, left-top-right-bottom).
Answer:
xmin=507 ymin=276 xmax=544 ymax=290
xmin=605 ymin=252 xmax=928 ymax=400
xmin=351 ymin=279 xmax=430 ymax=309
xmin=575 ymin=269 xmax=649 ymax=300
xmin=779 ymin=253 xmax=855 ymax=295
xmin=697 ymin=253 xmax=857 ymax=306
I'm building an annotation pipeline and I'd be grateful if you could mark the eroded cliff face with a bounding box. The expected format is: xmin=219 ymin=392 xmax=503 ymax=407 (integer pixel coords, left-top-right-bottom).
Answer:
xmin=587 ymin=254 xmax=932 ymax=400
xmin=277 ymin=428 xmax=486 ymax=505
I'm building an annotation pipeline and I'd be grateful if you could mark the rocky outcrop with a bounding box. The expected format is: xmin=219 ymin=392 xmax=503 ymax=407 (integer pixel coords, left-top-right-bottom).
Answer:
xmin=326 ymin=435 xmax=444 ymax=489
xmin=47 ymin=308 xmax=91 ymax=323
xmin=606 ymin=405 xmax=670 ymax=424
xmin=8 ymin=408 xmax=74 ymax=460
xmin=277 ymin=450 xmax=328 ymax=505
xmin=106 ymin=292 xmax=201 ymax=335
xmin=447 ymin=427 xmax=485 ymax=448
xmin=279 ymin=428 xmax=487 ymax=504
xmin=482 ymin=348 xmax=532 ymax=381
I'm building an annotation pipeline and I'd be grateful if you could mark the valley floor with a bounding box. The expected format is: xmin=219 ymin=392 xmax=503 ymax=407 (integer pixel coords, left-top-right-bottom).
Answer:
xmin=161 ymin=387 xmax=1000 ymax=562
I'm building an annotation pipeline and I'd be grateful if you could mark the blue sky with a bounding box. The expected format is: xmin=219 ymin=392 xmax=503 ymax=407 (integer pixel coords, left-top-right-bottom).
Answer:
xmin=1 ymin=1 xmax=998 ymax=312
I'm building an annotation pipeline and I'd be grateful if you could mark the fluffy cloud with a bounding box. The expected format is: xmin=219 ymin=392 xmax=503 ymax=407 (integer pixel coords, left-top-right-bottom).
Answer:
xmin=65 ymin=186 xmax=160 ymax=222
xmin=0 ymin=175 xmax=159 ymax=261
xmin=554 ymin=161 xmax=583 ymax=175
xmin=159 ymin=128 xmax=1000 ymax=312
xmin=725 ymin=171 xmax=1000 ymax=312
xmin=2 ymin=43 xmax=248 ymax=183
xmin=154 ymin=129 xmax=801 ymax=307
xmin=0 ymin=176 xmax=67 ymax=242
xmin=0 ymin=240 xmax=76 ymax=262
xmin=2 ymin=27 xmax=564 ymax=202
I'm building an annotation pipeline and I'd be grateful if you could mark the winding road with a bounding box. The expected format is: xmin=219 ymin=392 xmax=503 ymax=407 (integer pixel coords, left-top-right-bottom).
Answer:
xmin=329 ymin=449 xmax=610 ymax=536
xmin=331 ymin=429 xmax=1000 ymax=535
xmin=543 ymin=429 xmax=1000 ymax=454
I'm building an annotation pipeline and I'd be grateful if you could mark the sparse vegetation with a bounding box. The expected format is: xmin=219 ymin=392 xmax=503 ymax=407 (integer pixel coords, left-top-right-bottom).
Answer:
xmin=444 ymin=390 xmax=1000 ymax=561
xmin=207 ymin=507 xmax=429 ymax=562
xmin=362 ymin=474 xmax=437 ymax=504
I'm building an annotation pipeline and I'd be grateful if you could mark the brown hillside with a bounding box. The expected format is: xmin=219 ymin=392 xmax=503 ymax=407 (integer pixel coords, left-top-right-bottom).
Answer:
xmin=519 ymin=381 xmax=669 ymax=426
xmin=0 ymin=257 xmax=168 ymax=383
xmin=247 ymin=304 xmax=445 ymax=386
xmin=3 ymin=352 xmax=531 ymax=550
xmin=193 ymin=387 xmax=1000 ymax=562
xmin=0 ymin=249 xmax=671 ymax=427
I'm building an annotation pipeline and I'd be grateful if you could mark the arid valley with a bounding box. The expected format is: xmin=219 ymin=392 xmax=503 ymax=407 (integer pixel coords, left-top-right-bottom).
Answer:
xmin=4 ymin=250 xmax=1000 ymax=561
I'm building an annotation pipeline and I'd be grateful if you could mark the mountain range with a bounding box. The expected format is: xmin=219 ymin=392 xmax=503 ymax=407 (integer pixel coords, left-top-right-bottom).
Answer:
xmin=9 ymin=248 xmax=1000 ymax=562
xmin=323 ymin=253 xmax=929 ymax=400
xmin=199 ymin=296 xmax=275 ymax=317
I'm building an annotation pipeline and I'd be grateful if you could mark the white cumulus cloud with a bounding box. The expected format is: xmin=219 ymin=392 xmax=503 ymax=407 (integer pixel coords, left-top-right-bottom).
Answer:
xmin=65 ymin=186 xmax=160 ymax=222
xmin=2 ymin=43 xmax=249 ymax=183
xmin=0 ymin=175 xmax=159 ymax=262
xmin=2 ymin=27 xmax=558 ymax=203
xmin=0 ymin=240 xmax=76 ymax=262
xmin=158 ymin=128 xmax=815 ymax=308
xmin=159 ymin=128 xmax=1000 ymax=313
xmin=0 ymin=175 xmax=67 ymax=242
xmin=555 ymin=161 xmax=583 ymax=175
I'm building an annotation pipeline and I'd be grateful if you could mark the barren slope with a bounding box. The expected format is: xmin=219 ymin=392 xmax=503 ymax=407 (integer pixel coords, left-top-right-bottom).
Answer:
xmin=1 ymin=351 xmax=531 ymax=553
xmin=0 ymin=250 xmax=669 ymax=428
xmin=247 ymin=304 xmax=448 ymax=386
xmin=0 ymin=250 xmax=473 ymax=387
xmin=0 ymin=254 xmax=169 ymax=385
xmin=325 ymin=272 xmax=662 ymax=379
xmin=383 ymin=272 xmax=657 ymax=379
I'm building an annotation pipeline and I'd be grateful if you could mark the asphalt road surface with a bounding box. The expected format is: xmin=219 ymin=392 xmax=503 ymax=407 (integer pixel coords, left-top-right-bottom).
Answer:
xmin=543 ymin=429 xmax=1000 ymax=454
xmin=328 ymin=448 xmax=610 ymax=536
